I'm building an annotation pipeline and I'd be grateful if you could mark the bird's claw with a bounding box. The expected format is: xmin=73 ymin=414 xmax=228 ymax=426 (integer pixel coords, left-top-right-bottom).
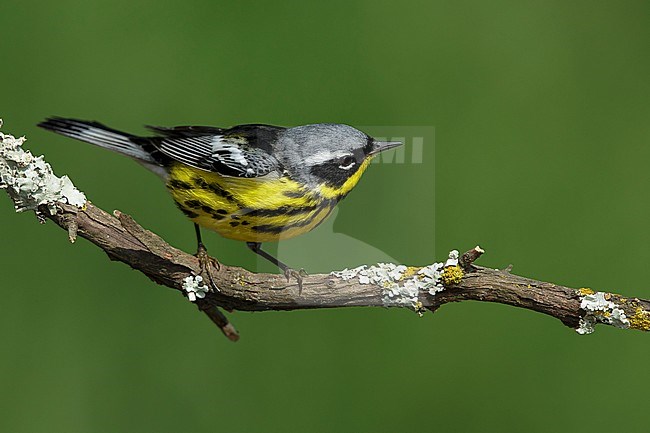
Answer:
xmin=284 ymin=267 xmax=307 ymax=294
xmin=196 ymin=243 xmax=220 ymax=291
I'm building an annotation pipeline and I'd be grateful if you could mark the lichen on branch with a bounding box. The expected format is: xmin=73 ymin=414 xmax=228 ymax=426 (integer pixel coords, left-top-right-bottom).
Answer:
xmin=2 ymin=119 xmax=650 ymax=341
xmin=0 ymin=120 xmax=86 ymax=217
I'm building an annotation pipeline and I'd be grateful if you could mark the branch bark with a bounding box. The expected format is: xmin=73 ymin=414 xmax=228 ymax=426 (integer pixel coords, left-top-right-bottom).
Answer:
xmin=3 ymin=122 xmax=650 ymax=340
xmin=34 ymin=194 xmax=650 ymax=340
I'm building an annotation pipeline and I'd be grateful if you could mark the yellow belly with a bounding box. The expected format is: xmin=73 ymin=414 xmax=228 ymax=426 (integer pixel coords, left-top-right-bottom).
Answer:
xmin=166 ymin=163 xmax=336 ymax=242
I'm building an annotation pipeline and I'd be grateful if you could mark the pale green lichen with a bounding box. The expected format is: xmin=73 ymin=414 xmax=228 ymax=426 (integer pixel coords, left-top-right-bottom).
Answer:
xmin=335 ymin=263 xmax=421 ymax=308
xmin=330 ymin=251 xmax=460 ymax=312
xmin=182 ymin=275 xmax=210 ymax=302
xmin=441 ymin=265 xmax=464 ymax=286
xmin=576 ymin=291 xmax=629 ymax=335
xmin=444 ymin=250 xmax=459 ymax=267
xmin=416 ymin=262 xmax=446 ymax=295
xmin=0 ymin=120 xmax=86 ymax=216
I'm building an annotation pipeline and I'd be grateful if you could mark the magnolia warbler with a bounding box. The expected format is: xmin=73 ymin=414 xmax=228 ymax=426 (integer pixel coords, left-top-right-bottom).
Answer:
xmin=38 ymin=117 xmax=401 ymax=289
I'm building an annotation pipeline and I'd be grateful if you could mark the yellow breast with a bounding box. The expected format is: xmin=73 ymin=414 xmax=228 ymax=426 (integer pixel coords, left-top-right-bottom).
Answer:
xmin=166 ymin=163 xmax=337 ymax=242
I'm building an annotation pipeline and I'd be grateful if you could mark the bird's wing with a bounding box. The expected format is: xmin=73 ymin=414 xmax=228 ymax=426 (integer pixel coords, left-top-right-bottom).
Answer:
xmin=153 ymin=128 xmax=283 ymax=178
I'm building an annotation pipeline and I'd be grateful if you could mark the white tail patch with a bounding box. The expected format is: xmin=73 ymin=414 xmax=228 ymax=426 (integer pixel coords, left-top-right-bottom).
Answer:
xmin=40 ymin=118 xmax=155 ymax=163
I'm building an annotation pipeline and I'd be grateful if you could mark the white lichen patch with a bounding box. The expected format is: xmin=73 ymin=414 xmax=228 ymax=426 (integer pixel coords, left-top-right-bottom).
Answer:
xmin=182 ymin=275 xmax=210 ymax=302
xmin=333 ymin=265 xmax=368 ymax=281
xmin=444 ymin=250 xmax=459 ymax=267
xmin=576 ymin=291 xmax=629 ymax=335
xmin=417 ymin=262 xmax=446 ymax=295
xmin=0 ymin=120 xmax=86 ymax=216
xmin=331 ymin=251 xmax=457 ymax=312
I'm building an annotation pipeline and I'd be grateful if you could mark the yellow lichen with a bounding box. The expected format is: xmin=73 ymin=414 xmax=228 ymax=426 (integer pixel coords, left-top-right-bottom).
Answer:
xmin=441 ymin=265 xmax=464 ymax=286
xmin=234 ymin=274 xmax=250 ymax=286
xmin=400 ymin=266 xmax=420 ymax=280
xmin=578 ymin=288 xmax=595 ymax=296
xmin=628 ymin=305 xmax=650 ymax=331
xmin=414 ymin=301 xmax=425 ymax=317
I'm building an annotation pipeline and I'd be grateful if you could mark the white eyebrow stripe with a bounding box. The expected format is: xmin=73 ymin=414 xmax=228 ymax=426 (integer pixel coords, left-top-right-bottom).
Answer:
xmin=303 ymin=150 xmax=350 ymax=165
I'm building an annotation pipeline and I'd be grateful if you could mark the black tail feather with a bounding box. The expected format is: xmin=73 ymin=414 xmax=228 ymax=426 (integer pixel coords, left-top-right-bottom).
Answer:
xmin=38 ymin=117 xmax=155 ymax=163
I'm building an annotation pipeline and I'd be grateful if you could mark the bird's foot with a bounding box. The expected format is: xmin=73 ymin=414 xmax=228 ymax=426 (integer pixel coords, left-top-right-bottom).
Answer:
xmin=284 ymin=267 xmax=308 ymax=294
xmin=196 ymin=243 xmax=220 ymax=291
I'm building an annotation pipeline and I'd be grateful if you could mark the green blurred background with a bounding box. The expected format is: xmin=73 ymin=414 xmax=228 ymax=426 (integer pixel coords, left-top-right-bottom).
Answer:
xmin=2 ymin=0 xmax=650 ymax=431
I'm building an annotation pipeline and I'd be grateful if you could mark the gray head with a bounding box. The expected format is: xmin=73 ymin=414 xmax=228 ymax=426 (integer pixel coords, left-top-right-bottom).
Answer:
xmin=276 ymin=123 xmax=401 ymax=192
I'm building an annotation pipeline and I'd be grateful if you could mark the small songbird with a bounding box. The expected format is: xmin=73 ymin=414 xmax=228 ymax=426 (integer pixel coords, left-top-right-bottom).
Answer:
xmin=38 ymin=117 xmax=401 ymax=289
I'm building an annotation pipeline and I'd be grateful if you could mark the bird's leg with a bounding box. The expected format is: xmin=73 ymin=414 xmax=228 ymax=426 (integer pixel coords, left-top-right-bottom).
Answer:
xmin=194 ymin=223 xmax=220 ymax=290
xmin=246 ymin=242 xmax=307 ymax=293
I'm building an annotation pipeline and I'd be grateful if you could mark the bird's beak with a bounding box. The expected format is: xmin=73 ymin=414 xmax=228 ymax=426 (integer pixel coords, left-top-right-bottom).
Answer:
xmin=368 ymin=140 xmax=403 ymax=156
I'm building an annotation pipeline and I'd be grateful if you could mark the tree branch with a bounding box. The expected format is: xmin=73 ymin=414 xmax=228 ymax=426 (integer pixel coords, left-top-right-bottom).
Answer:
xmin=2 ymin=121 xmax=650 ymax=341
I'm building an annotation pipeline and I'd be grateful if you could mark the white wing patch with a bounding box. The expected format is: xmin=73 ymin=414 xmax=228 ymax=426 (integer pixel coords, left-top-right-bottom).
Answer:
xmin=210 ymin=136 xmax=254 ymax=175
xmin=211 ymin=136 xmax=249 ymax=166
xmin=210 ymin=136 xmax=227 ymax=151
xmin=158 ymin=133 xmax=280 ymax=178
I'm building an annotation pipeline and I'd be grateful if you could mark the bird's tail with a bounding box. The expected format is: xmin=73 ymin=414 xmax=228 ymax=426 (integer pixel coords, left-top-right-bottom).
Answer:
xmin=38 ymin=117 xmax=156 ymax=163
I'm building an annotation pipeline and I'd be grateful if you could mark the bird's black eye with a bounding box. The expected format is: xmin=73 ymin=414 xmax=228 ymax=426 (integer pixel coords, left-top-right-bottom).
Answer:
xmin=338 ymin=156 xmax=356 ymax=170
